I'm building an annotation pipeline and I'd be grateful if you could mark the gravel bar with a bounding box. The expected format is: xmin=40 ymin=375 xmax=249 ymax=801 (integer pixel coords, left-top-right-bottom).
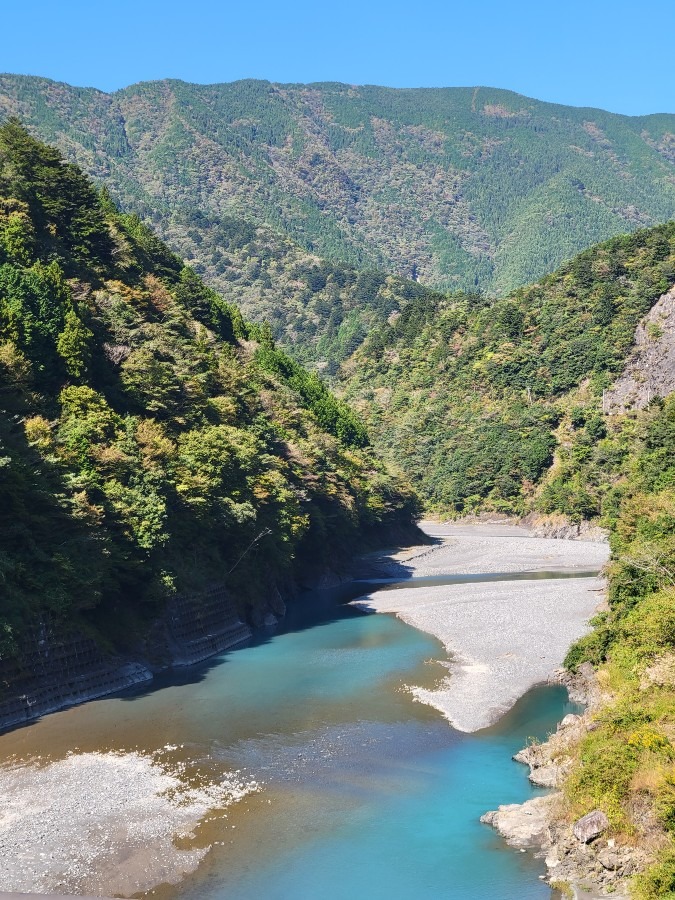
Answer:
xmin=352 ymin=523 xmax=609 ymax=731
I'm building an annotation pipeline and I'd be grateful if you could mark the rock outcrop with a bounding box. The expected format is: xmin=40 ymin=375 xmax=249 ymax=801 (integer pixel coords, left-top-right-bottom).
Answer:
xmin=480 ymin=795 xmax=555 ymax=847
xmin=573 ymin=810 xmax=609 ymax=844
xmin=605 ymin=285 xmax=675 ymax=412
xmin=520 ymin=513 xmax=609 ymax=544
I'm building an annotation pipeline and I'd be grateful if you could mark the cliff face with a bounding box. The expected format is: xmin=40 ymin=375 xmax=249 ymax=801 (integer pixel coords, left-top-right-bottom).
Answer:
xmin=605 ymin=285 xmax=675 ymax=411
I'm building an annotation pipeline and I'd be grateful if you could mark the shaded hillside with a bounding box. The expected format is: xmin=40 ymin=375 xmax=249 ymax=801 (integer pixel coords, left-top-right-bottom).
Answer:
xmin=0 ymin=121 xmax=417 ymax=658
xmin=340 ymin=222 xmax=675 ymax=514
xmin=2 ymin=75 xmax=675 ymax=306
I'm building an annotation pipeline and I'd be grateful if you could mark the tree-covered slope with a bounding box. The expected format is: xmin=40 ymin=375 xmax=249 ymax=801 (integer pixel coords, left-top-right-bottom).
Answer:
xmin=0 ymin=120 xmax=417 ymax=658
xmin=158 ymin=209 xmax=446 ymax=373
xmin=3 ymin=75 xmax=675 ymax=306
xmin=536 ymin=396 xmax=675 ymax=897
xmin=340 ymin=222 xmax=675 ymax=514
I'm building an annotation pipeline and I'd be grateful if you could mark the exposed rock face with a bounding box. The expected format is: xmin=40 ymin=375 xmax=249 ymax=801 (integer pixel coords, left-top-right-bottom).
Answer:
xmin=483 ymin=785 xmax=647 ymax=895
xmin=605 ymin=284 xmax=675 ymax=411
xmin=544 ymin=824 xmax=647 ymax=894
xmin=641 ymin=650 xmax=675 ymax=689
xmin=520 ymin=513 xmax=609 ymax=543
xmin=513 ymin=710 xmax=585 ymax=787
xmin=480 ymin=796 xmax=555 ymax=847
xmin=552 ymin=663 xmax=602 ymax=707
xmin=573 ymin=810 xmax=609 ymax=843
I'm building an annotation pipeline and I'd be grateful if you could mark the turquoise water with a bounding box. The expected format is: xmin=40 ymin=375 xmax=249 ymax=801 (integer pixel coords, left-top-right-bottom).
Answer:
xmin=1 ymin=587 xmax=579 ymax=900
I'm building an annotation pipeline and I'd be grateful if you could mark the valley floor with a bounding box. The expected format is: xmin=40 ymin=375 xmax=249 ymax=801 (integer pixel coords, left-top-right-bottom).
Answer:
xmin=352 ymin=521 xmax=609 ymax=731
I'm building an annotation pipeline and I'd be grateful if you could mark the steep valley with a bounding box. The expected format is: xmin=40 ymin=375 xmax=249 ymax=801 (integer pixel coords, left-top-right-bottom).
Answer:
xmin=4 ymin=83 xmax=675 ymax=898
xmin=0 ymin=120 xmax=417 ymax=724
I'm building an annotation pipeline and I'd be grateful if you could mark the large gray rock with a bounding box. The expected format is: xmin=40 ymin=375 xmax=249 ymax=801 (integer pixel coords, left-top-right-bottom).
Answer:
xmin=573 ymin=810 xmax=609 ymax=843
xmin=480 ymin=795 xmax=555 ymax=848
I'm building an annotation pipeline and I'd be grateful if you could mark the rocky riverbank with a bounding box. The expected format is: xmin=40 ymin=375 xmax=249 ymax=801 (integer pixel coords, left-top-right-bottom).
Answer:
xmin=481 ymin=665 xmax=649 ymax=898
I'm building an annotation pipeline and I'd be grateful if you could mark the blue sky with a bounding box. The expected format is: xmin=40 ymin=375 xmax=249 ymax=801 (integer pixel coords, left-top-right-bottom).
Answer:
xmin=3 ymin=0 xmax=674 ymax=115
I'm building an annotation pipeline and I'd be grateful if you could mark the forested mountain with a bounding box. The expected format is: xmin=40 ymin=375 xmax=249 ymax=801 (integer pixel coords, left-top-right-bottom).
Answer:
xmin=6 ymin=76 xmax=675 ymax=894
xmin=157 ymin=212 xmax=446 ymax=373
xmin=0 ymin=120 xmax=416 ymax=657
xmin=2 ymin=74 xmax=675 ymax=321
xmin=340 ymin=222 xmax=675 ymax=514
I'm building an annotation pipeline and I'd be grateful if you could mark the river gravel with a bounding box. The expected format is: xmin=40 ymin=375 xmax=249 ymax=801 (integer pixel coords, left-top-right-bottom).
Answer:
xmin=0 ymin=748 xmax=258 ymax=895
xmin=368 ymin=521 xmax=609 ymax=578
xmin=353 ymin=523 xmax=609 ymax=731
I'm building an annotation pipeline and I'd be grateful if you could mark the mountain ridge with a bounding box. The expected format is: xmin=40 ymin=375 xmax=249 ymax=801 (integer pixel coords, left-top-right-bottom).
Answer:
xmin=7 ymin=73 xmax=675 ymax=120
xmin=3 ymin=73 xmax=675 ymax=310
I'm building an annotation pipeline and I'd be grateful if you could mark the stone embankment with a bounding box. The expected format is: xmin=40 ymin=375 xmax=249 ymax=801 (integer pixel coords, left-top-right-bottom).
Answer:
xmin=481 ymin=665 xmax=648 ymax=898
xmin=0 ymin=584 xmax=253 ymax=732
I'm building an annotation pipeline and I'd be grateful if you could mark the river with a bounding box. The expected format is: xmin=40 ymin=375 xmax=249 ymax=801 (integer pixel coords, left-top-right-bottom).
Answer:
xmin=0 ymin=569 xmax=588 ymax=900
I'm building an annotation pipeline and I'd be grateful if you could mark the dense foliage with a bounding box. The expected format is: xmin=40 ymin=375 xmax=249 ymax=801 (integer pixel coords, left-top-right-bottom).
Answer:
xmin=168 ymin=209 xmax=446 ymax=372
xmin=4 ymin=83 xmax=675 ymax=893
xmin=532 ymin=395 xmax=675 ymax=896
xmin=341 ymin=223 xmax=675 ymax=514
xmin=3 ymin=75 xmax=675 ymax=368
xmin=0 ymin=122 xmax=417 ymax=656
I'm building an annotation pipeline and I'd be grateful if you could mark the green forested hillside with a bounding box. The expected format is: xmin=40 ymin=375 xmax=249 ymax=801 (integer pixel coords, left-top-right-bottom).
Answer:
xmin=341 ymin=222 xmax=675 ymax=514
xmin=160 ymin=211 xmax=445 ymax=372
xmin=2 ymin=75 xmax=675 ymax=337
xmin=0 ymin=120 xmax=416 ymax=657
xmin=545 ymin=396 xmax=675 ymax=897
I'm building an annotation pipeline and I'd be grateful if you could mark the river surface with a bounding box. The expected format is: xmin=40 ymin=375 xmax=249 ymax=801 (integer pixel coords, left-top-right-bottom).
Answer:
xmin=0 ymin=576 xmax=584 ymax=900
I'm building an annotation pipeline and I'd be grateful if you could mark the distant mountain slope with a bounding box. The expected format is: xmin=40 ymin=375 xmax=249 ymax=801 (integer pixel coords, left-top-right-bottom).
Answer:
xmin=0 ymin=120 xmax=416 ymax=658
xmin=157 ymin=210 xmax=446 ymax=373
xmin=340 ymin=222 xmax=675 ymax=514
xmin=2 ymin=75 xmax=675 ymax=305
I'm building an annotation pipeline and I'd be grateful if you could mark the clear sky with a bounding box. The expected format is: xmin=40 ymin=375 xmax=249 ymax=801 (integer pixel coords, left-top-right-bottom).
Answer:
xmin=3 ymin=0 xmax=674 ymax=116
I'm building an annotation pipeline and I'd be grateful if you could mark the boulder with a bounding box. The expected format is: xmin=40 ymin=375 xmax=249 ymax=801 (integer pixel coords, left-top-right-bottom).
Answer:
xmin=480 ymin=795 xmax=555 ymax=848
xmin=573 ymin=810 xmax=609 ymax=843
xmin=598 ymin=848 xmax=622 ymax=870
xmin=560 ymin=713 xmax=582 ymax=728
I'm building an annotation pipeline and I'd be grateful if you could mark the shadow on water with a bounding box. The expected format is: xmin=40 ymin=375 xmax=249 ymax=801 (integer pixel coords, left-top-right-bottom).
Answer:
xmin=116 ymin=565 xmax=600 ymax=704
xmin=0 ymin=539 xmax=587 ymax=900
